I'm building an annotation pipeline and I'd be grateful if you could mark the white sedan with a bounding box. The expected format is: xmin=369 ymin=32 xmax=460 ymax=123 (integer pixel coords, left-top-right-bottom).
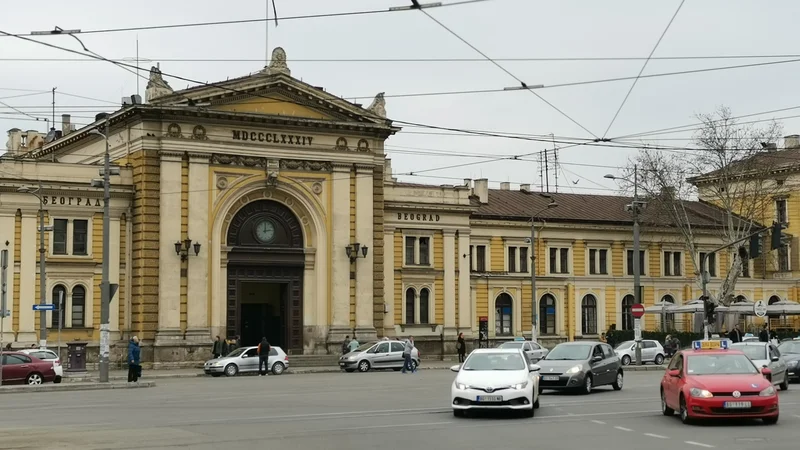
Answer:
xmin=450 ymin=348 xmax=541 ymax=418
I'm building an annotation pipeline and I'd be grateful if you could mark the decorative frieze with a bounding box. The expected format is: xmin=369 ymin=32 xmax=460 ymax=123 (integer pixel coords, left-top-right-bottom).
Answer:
xmin=209 ymin=154 xmax=331 ymax=172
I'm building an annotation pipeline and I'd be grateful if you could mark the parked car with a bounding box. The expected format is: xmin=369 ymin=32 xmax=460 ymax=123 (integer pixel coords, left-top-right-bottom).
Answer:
xmin=536 ymin=341 xmax=623 ymax=395
xmin=777 ymin=340 xmax=800 ymax=382
xmin=203 ymin=346 xmax=288 ymax=377
xmin=0 ymin=352 xmax=58 ymax=385
xmin=730 ymin=342 xmax=789 ymax=390
xmin=498 ymin=339 xmax=549 ymax=362
xmin=19 ymin=348 xmax=63 ymax=383
xmin=339 ymin=340 xmax=420 ymax=373
xmin=614 ymin=340 xmax=666 ymax=365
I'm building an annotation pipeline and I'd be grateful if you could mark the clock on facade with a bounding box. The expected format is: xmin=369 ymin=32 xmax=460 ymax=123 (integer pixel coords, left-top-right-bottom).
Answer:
xmin=254 ymin=219 xmax=276 ymax=243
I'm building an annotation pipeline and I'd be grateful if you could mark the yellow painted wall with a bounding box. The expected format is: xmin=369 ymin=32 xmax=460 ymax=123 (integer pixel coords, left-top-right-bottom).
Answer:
xmin=535 ymin=238 xmax=546 ymax=275
xmin=490 ymin=237 xmax=503 ymax=271
xmin=649 ymin=243 xmax=660 ymax=278
xmin=212 ymin=95 xmax=334 ymax=120
xmin=643 ymin=286 xmax=655 ymax=330
xmin=475 ymin=281 xmax=489 ymax=325
xmin=611 ymin=241 xmax=623 ymax=276
xmin=435 ymin=275 xmax=444 ymax=324
xmin=349 ymin=172 xmax=356 ymax=329
xmin=180 ymin=158 xmax=189 ymax=332
xmin=119 ymin=215 xmax=127 ymax=331
xmin=393 ymin=231 xmax=402 ymax=325
xmin=605 ymin=285 xmax=616 ymax=329
xmin=573 ymin=241 xmax=585 ymax=276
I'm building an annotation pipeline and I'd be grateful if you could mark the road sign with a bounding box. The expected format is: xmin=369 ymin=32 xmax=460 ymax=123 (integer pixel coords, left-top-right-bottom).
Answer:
xmin=631 ymin=303 xmax=645 ymax=318
xmin=753 ymin=300 xmax=768 ymax=318
xmin=32 ymin=304 xmax=55 ymax=311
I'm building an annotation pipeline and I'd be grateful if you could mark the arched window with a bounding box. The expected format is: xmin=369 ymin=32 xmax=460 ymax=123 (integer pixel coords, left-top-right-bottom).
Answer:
xmin=405 ymin=288 xmax=416 ymax=324
xmin=768 ymin=295 xmax=781 ymax=305
xmin=71 ymin=285 xmax=86 ymax=328
xmin=581 ymin=295 xmax=597 ymax=335
xmin=52 ymin=285 xmax=67 ymax=329
xmin=621 ymin=295 xmax=636 ymax=331
xmin=419 ymin=288 xmax=430 ymax=324
xmin=661 ymin=295 xmax=675 ymax=331
xmin=495 ymin=293 xmax=513 ymax=336
xmin=539 ymin=294 xmax=556 ymax=335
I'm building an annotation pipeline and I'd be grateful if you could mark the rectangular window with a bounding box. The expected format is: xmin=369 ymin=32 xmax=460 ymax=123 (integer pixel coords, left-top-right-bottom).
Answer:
xmin=519 ymin=247 xmax=528 ymax=273
xmin=469 ymin=246 xmax=474 ymax=271
xmin=588 ymin=249 xmax=608 ymax=275
xmin=418 ymin=237 xmax=430 ymax=265
xmin=53 ymin=219 xmax=68 ymax=255
xmin=560 ymin=248 xmax=569 ymax=273
xmin=72 ymin=219 xmax=88 ymax=255
xmin=508 ymin=247 xmax=517 ymax=273
xmin=549 ymin=247 xmax=570 ymax=274
xmin=599 ymin=249 xmax=608 ymax=274
xmin=549 ymin=248 xmax=557 ymax=273
xmin=699 ymin=252 xmax=716 ymax=277
xmin=626 ymin=250 xmax=646 ymax=276
xmin=405 ymin=237 xmax=416 ymax=265
xmin=778 ymin=244 xmax=790 ymax=272
xmin=663 ymin=251 xmax=682 ymax=276
xmin=776 ymin=198 xmax=788 ymax=224
xmin=476 ymin=245 xmax=486 ymax=272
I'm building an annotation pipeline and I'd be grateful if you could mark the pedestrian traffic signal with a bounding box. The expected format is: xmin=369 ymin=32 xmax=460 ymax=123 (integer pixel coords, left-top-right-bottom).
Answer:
xmin=771 ymin=222 xmax=787 ymax=250
xmin=701 ymin=296 xmax=716 ymax=325
xmin=749 ymin=233 xmax=762 ymax=259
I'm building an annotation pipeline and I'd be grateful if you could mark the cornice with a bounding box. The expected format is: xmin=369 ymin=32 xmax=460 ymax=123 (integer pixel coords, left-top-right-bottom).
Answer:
xmin=159 ymin=151 xmax=185 ymax=162
xmin=354 ymin=163 xmax=374 ymax=173
xmin=331 ymin=162 xmax=353 ymax=172
xmin=188 ymin=152 xmax=212 ymax=163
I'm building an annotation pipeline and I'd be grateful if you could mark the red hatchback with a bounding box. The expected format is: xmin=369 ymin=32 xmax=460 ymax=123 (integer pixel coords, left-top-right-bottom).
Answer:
xmin=1 ymin=352 xmax=58 ymax=385
xmin=660 ymin=340 xmax=779 ymax=424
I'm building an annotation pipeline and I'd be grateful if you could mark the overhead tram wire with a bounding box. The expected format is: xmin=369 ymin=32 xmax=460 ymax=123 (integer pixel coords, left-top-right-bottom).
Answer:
xmin=602 ymin=0 xmax=685 ymax=139
xmin=0 ymin=0 xmax=492 ymax=38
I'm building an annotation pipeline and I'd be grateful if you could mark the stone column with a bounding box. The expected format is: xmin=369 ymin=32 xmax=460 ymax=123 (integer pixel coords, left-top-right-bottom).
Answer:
xmin=354 ymin=164 xmax=376 ymax=340
xmin=443 ymin=230 xmax=456 ymax=335
xmin=383 ymin=226 xmax=395 ymax=333
xmin=186 ymin=153 xmax=210 ymax=341
xmin=0 ymin=213 xmax=16 ymax=343
xmin=155 ymin=152 xmax=184 ymax=344
xmin=328 ymin=163 xmax=352 ymax=342
xmin=109 ymin=217 xmax=121 ymax=336
xmin=17 ymin=211 xmax=37 ymax=342
xmin=457 ymin=230 xmax=472 ymax=335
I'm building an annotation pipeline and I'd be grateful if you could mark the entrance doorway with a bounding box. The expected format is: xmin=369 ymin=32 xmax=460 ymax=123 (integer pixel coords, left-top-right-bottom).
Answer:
xmin=239 ymin=282 xmax=287 ymax=348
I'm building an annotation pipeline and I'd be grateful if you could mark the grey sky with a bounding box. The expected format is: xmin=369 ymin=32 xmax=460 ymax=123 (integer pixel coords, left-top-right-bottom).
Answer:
xmin=2 ymin=0 xmax=799 ymax=194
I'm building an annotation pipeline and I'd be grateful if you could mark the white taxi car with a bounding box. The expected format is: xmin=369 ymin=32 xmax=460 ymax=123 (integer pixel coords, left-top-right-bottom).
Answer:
xmin=450 ymin=348 xmax=540 ymax=418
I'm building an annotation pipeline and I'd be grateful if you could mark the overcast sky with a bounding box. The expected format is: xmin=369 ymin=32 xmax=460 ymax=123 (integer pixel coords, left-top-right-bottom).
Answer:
xmin=2 ymin=0 xmax=800 ymax=195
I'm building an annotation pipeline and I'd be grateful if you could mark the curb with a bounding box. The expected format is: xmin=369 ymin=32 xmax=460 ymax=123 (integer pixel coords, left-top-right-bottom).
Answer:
xmin=0 ymin=381 xmax=156 ymax=395
xmin=622 ymin=365 xmax=667 ymax=371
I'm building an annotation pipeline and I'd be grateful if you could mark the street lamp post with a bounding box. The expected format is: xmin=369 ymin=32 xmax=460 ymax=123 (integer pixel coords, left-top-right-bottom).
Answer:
xmin=17 ymin=183 xmax=51 ymax=349
xmin=530 ymin=195 xmax=558 ymax=344
xmin=605 ymin=166 xmax=646 ymax=366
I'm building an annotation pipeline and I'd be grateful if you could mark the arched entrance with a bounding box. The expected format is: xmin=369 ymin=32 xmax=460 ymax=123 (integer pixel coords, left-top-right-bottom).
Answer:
xmin=226 ymin=199 xmax=304 ymax=351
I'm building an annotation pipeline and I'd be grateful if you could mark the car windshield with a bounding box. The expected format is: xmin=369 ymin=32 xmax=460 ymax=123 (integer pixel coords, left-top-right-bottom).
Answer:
xmin=357 ymin=342 xmax=377 ymax=352
xmin=686 ymin=354 xmax=758 ymax=375
xmin=498 ymin=342 xmax=524 ymax=349
xmin=615 ymin=341 xmax=634 ymax=350
xmin=731 ymin=344 xmax=767 ymax=361
xmin=779 ymin=341 xmax=800 ymax=354
xmin=544 ymin=344 xmax=592 ymax=360
xmin=225 ymin=348 xmax=246 ymax=358
xmin=462 ymin=352 xmax=526 ymax=371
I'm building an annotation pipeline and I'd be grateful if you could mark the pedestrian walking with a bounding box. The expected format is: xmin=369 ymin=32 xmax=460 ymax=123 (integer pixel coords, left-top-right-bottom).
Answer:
xmin=342 ymin=335 xmax=351 ymax=355
xmin=258 ymin=337 xmax=271 ymax=376
xmin=127 ymin=336 xmax=141 ymax=383
xmin=456 ymin=332 xmax=466 ymax=363
xmin=606 ymin=324 xmax=617 ymax=348
xmin=728 ymin=324 xmax=742 ymax=343
xmin=348 ymin=335 xmax=360 ymax=353
xmin=402 ymin=336 xmax=416 ymax=373
xmin=212 ymin=335 xmax=225 ymax=359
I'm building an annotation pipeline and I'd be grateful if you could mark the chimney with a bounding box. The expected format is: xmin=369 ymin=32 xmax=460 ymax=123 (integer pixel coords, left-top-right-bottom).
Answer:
xmin=61 ymin=114 xmax=71 ymax=136
xmin=784 ymin=135 xmax=800 ymax=150
xmin=463 ymin=178 xmax=472 ymax=188
xmin=474 ymin=178 xmax=489 ymax=204
xmin=500 ymin=182 xmax=510 ymax=190
xmin=520 ymin=184 xmax=531 ymax=192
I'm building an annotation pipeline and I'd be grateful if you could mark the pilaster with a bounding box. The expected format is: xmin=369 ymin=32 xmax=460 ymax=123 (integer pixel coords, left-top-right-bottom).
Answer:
xmin=109 ymin=217 xmax=121 ymax=332
xmin=156 ymin=151 xmax=184 ymax=343
xmin=458 ymin=230 xmax=472 ymax=334
xmin=383 ymin=226 xmax=395 ymax=331
xmin=443 ymin=229 xmax=457 ymax=333
xmin=329 ymin=163 xmax=352 ymax=339
xmin=186 ymin=153 xmax=210 ymax=341
xmin=354 ymin=164 xmax=376 ymax=339
xmin=18 ymin=213 xmax=36 ymax=337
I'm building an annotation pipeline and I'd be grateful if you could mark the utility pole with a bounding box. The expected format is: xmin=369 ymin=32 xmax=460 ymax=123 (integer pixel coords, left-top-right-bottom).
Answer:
xmin=39 ymin=181 xmax=46 ymax=349
xmin=631 ymin=165 xmax=643 ymax=366
xmin=1 ymin=247 xmax=8 ymax=386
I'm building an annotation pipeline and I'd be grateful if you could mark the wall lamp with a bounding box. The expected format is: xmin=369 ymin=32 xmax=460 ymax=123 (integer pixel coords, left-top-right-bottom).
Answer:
xmin=345 ymin=242 xmax=369 ymax=263
xmin=175 ymin=238 xmax=201 ymax=261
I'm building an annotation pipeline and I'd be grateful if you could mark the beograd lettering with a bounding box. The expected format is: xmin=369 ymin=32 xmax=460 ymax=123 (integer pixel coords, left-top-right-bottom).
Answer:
xmin=398 ymin=213 xmax=440 ymax=222
xmin=232 ymin=130 xmax=313 ymax=146
xmin=42 ymin=196 xmax=101 ymax=207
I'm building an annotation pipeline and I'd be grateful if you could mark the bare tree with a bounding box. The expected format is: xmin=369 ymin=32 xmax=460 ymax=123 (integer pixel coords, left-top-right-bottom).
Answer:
xmin=617 ymin=106 xmax=784 ymax=306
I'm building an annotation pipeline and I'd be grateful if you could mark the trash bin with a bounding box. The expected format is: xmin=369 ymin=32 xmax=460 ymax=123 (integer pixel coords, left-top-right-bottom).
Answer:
xmin=66 ymin=342 xmax=88 ymax=372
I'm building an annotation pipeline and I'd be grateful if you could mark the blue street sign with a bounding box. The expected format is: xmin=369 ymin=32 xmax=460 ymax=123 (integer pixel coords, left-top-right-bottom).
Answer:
xmin=32 ymin=304 xmax=56 ymax=311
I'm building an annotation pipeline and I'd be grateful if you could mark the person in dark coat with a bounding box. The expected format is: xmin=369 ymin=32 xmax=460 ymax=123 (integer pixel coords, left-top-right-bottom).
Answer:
xmin=456 ymin=332 xmax=466 ymax=363
xmin=127 ymin=336 xmax=141 ymax=383
xmin=258 ymin=337 xmax=271 ymax=376
xmin=758 ymin=324 xmax=773 ymax=342
xmin=212 ymin=336 xmax=225 ymax=359
xmin=728 ymin=324 xmax=743 ymax=343
xmin=606 ymin=324 xmax=618 ymax=348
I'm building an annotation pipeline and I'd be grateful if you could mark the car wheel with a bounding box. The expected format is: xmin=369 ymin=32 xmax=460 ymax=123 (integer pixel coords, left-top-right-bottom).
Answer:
xmin=411 ymin=360 xmax=418 ymax=371
xmin=679 ymin=395 xmax=691 ymax=424
xmin=581 ymin=375 xmax=593 ymax=395
xmin=523 ymin=405 xmax=534 ymax=418
xmin=621 ymin=355 xmax=631 ymax=366
xmin=358 ymin=360 xmax=371 ymax=372
xmin=779 ymin=375 xmax=789 ymax=391
xmin=26 ymin=373 xmax=43 ymax=385
xmin=224 ymin=364 xmax=238 ymax=377
xmin=533 ymin=397 xmax=540 ymax=409
xmin=763 ymin=415 xmax=779 ymax=425
xmin=654 ymin=354 xmax=665 ymax=365
xmin=538 ymin=386 xmax=544 ymax=395
xmin=612 ymin=371 xmax=623 ymax=391
xmin=272 ymin=362 xmax=285 ymax=375
xmin=453 ymin=409 xmax=465 ymax=418
xmin=53 ymin=376 xmax=62 ymax=384
xmin=661 ymin=389 xmax=674 ymax=416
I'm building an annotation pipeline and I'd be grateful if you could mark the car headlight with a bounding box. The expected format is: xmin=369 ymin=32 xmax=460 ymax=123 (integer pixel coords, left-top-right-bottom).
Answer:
xmin=759 ymin=386 xmax=776 ymax=397
xmin=512 ymin=381 xmax=529 ymax=390
xmin=455 ymin=382 xmax=469 ymax=390
xmin=787 ymin=360 xmax=798 ymax=367
xmin=689 ymin=388 xmax=713 ymax=398
xmin=347 ymin=356 xmax=356 ymax=361
xmin=214 ymin=362 xmax=223 ymax=367
xmin=565 ymin=365 xmax=582 ymax=375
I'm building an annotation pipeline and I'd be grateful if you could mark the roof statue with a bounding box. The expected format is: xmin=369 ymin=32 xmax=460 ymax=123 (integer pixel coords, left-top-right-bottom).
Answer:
xmin=145 ymin=64 xmax=174 ymax=103
xmin=262 ymin=47 xmax=291 ymax=76
xmin=367 ymin=92 xmax=386 ymax=118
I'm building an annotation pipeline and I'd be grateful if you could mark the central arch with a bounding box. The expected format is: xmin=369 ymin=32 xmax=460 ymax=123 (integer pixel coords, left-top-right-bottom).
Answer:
xmin=225 ymin=199 xmax=305 ymax=351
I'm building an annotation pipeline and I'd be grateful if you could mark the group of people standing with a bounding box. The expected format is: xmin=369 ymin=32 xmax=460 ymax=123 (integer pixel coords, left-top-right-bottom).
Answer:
xmin=212 ymin=335 xmax=242 ymax=359
xmin=341 ymin=334 xmax=422 ymax=373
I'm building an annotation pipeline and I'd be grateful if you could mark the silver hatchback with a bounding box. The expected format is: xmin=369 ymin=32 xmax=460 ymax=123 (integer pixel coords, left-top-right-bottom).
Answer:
xmin=339 ymin=340 xmax=421 ymax=372
xmin=204 ymin=346 xmax=289 ymax=377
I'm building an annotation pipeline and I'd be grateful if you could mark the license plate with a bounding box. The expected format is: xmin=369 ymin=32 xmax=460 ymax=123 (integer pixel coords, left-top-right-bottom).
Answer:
xmin=542 ymin=375 xmax=559 ymax=381
xmin=723 ymin=401 xmax=751 ymax=409
xmin=476 ymin=395 xmax=502 ymax=402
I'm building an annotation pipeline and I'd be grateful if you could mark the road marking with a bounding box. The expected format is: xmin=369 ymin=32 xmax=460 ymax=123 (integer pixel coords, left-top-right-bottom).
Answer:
xmin=685 ymin=441 xmax=714 ymax=448
xmin=614 ymin=426 xmax=633 ymax=432
xmin=590 ymin=420 xmax=606 ymax=424
xmin=644 ymin=433 xmax=668 ymax=439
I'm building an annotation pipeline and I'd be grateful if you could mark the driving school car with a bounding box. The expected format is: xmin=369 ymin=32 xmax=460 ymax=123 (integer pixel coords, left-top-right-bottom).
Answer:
xmin=660 ymin=340 xmax=779 ymax=424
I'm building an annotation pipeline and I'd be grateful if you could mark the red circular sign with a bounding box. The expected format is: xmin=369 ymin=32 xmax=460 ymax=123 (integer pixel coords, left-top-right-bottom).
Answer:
xmin=631 ymin=303 xmax=645 ymax=318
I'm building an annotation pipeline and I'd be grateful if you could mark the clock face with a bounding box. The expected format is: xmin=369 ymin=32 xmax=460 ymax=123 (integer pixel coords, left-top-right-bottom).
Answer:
xmin=254 ymin=220 xmax=276 ymax=243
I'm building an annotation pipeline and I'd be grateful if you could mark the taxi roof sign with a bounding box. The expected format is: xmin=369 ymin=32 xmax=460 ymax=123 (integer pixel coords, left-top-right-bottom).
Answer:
xmin=692 ymin=340 xmax=729 ymax=350
xmin=514 ymin=337 xmax=525 ymax=341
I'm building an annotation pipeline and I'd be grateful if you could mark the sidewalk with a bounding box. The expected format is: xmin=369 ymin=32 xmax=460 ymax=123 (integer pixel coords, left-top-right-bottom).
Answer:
xmin=0 ymin=381 xmax=156 ymax=394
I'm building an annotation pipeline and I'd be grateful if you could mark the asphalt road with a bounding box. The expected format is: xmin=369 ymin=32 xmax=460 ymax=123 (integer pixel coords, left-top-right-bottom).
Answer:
xmin=3 ymin=370 xmax=800 ymax=450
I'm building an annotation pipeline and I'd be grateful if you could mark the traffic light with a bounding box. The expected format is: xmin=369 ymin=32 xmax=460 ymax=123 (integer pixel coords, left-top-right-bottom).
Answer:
xmin=702 ymin=295 xmax=716 ymax=325
xmin=748 ymin=234 xmax=763 ymax=259
xmin=771 ymin=222 xmax=787 ymax=250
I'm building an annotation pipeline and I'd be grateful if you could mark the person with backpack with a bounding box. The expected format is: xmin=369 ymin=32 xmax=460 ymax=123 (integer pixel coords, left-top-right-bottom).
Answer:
xmin=257 ymin=337 xmax=271 ymax=376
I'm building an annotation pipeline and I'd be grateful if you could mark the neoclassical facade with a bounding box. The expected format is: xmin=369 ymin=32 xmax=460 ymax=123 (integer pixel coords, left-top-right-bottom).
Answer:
xmin=1 ymin=48 xmax=797 ymax=364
